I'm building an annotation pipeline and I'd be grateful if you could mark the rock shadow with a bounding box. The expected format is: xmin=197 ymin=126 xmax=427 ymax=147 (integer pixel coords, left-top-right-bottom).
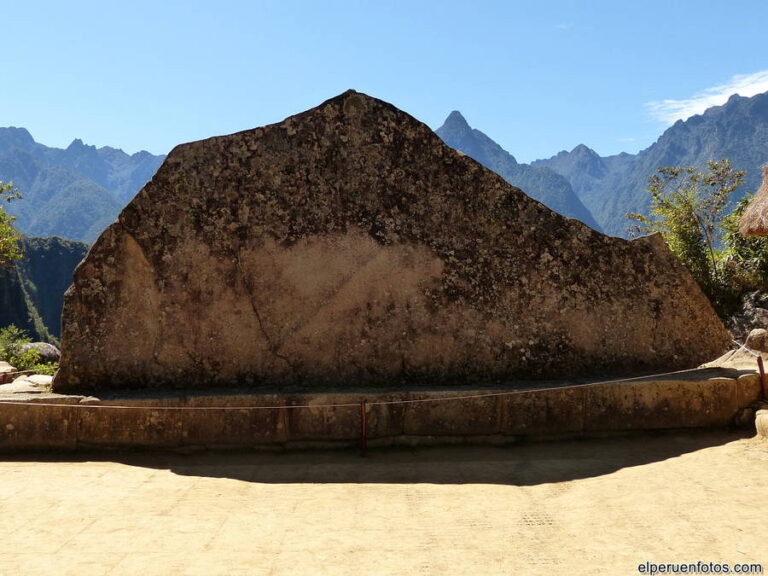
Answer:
xmin=5 ymin=429 xmax=753 ymax=487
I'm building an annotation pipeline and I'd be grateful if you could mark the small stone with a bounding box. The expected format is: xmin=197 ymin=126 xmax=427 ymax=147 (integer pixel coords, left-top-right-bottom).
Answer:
xmin=745 ymin=328 xmax=768 ymax=352
xmin=11 ymin=374 xmax=53 ymax=389
xmin=0 ymin=361 xmax=17 ymax=385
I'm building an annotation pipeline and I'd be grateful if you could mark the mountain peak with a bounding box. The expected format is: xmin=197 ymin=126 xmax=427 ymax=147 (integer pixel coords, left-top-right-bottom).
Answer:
xmin=0 ymin=126 xmax=37 ymax=152
xmin=445 ymin=110 xmax=469 ymax=127
xmin=571 ymin=143 xmax=598 ymax=157
xmin=66 ymin=138 xmax=98 ymax=153
xmin=0 ymin=126 xmax=34 ymax=139
xmin=435 ymin=111 xmax=473 ymax=143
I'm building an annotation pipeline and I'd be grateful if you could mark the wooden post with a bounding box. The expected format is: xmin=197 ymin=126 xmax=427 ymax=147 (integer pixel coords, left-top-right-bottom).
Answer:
xmin=359 ymin=400 xmax=367 ymax=457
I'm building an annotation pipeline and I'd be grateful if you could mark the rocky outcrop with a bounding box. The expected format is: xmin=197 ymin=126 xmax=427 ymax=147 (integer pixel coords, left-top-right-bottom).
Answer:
xmin=53 ymin=90 xmax=730 ymax=392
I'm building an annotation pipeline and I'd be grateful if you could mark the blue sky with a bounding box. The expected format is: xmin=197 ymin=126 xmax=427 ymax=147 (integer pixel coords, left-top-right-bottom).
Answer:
xmin=3 ymin=0 xmax=768 ymax=162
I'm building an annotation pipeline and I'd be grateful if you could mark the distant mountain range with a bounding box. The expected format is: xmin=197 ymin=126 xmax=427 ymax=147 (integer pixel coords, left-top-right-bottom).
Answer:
xmin=0 ymin=127 xmax=164 ymax=242
xmin=533 ymin=92 xmax=768 ymax=236
xmin=436 ymin=111 xmax=603 ymax=231
xmin=2 ymin=90 xmax=768 ymax=244
xmin=3 ymin=93 xmax=768 ymax=341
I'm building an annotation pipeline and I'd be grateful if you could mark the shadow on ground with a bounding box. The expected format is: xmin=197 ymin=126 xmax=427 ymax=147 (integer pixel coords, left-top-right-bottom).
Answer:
xmin=4 ymin=429 xmax=755 ymax=486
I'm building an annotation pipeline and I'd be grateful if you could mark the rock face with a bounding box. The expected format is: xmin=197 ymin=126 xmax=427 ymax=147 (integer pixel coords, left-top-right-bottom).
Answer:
xmin=53 ymin=90 xmax=730 ymax=392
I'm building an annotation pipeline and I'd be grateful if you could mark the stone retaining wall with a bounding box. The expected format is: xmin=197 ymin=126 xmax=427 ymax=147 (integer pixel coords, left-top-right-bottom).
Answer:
xmin=0 ymin=369 xmax=762 ymax=451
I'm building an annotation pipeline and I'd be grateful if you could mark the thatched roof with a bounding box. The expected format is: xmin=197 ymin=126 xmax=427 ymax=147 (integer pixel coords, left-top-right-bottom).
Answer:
xmin=739 ymin=164 xmax=768 ymax=236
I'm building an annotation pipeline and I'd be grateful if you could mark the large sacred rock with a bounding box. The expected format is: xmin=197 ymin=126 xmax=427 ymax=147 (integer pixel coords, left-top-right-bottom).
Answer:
xmin=53 ymin=90 xmax=729 ymax=392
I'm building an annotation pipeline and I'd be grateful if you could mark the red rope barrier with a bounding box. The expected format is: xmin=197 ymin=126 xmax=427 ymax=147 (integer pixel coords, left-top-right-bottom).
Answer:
xmin=758 ymin=356 xmax=767 ymax=401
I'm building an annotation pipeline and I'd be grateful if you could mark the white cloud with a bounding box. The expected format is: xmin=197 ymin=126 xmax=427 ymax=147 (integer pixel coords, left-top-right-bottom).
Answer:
xmin=555 ymin=22 xmax=574 ymax=30
xmin=645 ymin=70 xmax=768 ymax=124
xmin=617 ymin=137 xmax=636 ymax=143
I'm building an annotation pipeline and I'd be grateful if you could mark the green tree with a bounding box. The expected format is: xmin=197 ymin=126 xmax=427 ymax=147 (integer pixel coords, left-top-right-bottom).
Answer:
xmin=627 ymin=159 xmax=745 ymax=312
xmin=0 ymin=180 xmax=23 ymax=267
xmin=721 ymin=194 xmax=768 ymax=293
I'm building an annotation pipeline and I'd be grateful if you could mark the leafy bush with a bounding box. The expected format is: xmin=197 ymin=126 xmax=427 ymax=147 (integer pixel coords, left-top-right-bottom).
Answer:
xmin=0 ymin=325 xmax=58 ymax=375
xmin=627 ymin=160 xmax=748 ymax=315
xmin=0 ymin=181 xmax=23 ymax=267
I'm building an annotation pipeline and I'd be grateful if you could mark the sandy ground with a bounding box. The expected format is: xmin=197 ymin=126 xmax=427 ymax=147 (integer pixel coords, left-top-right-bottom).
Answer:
xmin=0 ymin=431 xmax=766 ymax=576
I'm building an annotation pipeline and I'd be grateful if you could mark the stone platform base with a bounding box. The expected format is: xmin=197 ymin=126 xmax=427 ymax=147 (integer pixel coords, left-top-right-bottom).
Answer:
xmin=0 ymin=366 xmax=763 ymax=451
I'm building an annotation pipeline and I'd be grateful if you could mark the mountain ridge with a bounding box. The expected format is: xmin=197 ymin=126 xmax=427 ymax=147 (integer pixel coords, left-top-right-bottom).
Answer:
xmin=534 ymin=91 xmax=768 ymax=236
xmin=5 ymin=90 xmax=768 ymax=242
xmin=0 ymin=128 xmax=165 ymax=242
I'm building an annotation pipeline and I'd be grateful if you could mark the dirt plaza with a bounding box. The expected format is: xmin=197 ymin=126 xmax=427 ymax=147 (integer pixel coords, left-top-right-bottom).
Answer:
xmin=0 ymin=431 xmax=766 ymax=576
